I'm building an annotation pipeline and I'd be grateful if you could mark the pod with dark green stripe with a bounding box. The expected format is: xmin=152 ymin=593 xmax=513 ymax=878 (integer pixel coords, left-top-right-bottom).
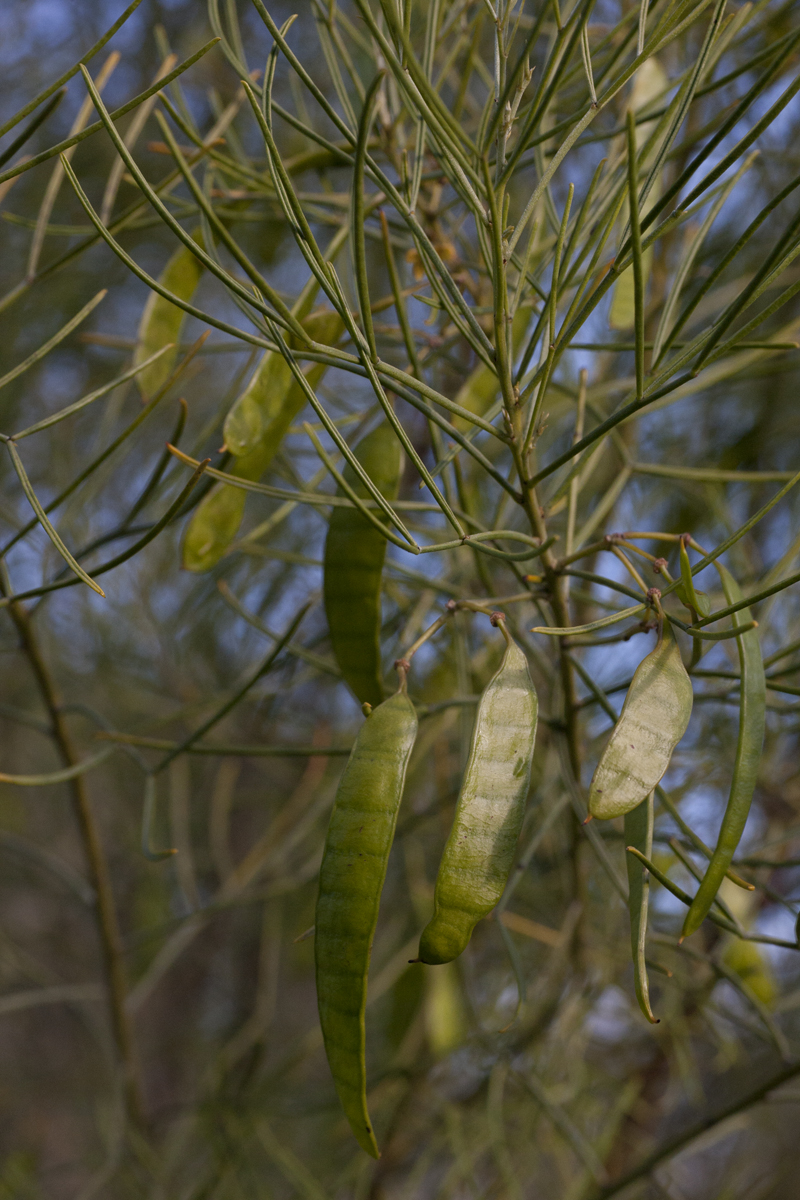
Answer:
xmin=682 ymin=564 xmax=765 ymax=937
xmin=315 ymin=681 xmax=417 ymax=1157
xmin=323 ymin=421 xmax=402 ymax=708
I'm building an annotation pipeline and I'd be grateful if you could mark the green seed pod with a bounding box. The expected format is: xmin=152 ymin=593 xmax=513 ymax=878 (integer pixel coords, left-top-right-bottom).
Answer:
xmin=323 ymin=422 xmax=403 ymax=709
xmin=315 ymin=685 xmax=418 ymax=1158
xmin=722 ymin=936 xmax=776 ymax=1007
xmin=682 ymin=564 xmax=765 ymax=938
xmin=180 ymin=466 xmax=252 ymax=575
xmin=182 ymin=309 xmax=343 ymax=572
xmin=223 ymin=310 xmax=343 ymax=458
xmin=134 ymin=233 xmax=203 ymax=399
xmin=424 ymin=960 xmax=468 ymax=1057
xmin=589 ymin=622 xmax=693 ymax=821
xmin=608 ymin=58 xmax=667 ymax=330
xmin=418 ymin=628 xmax=539 ymax=965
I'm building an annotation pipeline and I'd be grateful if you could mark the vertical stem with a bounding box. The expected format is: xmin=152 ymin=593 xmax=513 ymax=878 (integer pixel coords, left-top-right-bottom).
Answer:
xmin=626 ymin=110 xmax=645 ymax=401
xmin=482 ymin=159 xmax=517 ymax=421
xmin=549 ymin=184 xmax=574 ymax=350
xmin=512 ymin=436 xmax=580 ymax=777
xmin=565 ymin=367 xmax=587 ymax=559
xmin=453 ymin=610 xmax=473 ymax=774
xmin=524 ymin=184 xmax=574 ymax=453
xmin=482 ymin=115 xmax=581 ymax=799
xmin=352 ymin=73 xmax=384 ymax=363
xmin=7 ymin=598 xmax=145 ymax=1125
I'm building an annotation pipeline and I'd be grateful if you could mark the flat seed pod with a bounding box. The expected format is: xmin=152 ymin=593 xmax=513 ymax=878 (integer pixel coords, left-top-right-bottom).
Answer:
xmin=682 ymin=564 xmax=765 ymax=938
xmin=224 ymin=354 xmax=292 ymax=460
xmin=315 ymin=687 xmax=417 ymax=1158
xmin=181 ymin=439 xmax=277 ymax=573
xmin=418 ymin=631 xmax=538 ymax=965
xmin=608 ymin=58 xmax=666 ymax=330
xmin=323 ymin=422 xmax=402 ymax=708
xmin=722 ymin=937 xmax=776 ymax=1007
xmin=589 ymin=623 xmax=693 ymax=820
xmin=180 ymin=467 xmax=252 ymax=575
xmin=134 ymin=234 xmax=203 ymax=399
xmin=424 ymin=961 xmax=468 ymax=1057
xmin=182 ymin=310 xmax=343 ymax=572
xmin=224 ymin=310 xmax=343 ymax=458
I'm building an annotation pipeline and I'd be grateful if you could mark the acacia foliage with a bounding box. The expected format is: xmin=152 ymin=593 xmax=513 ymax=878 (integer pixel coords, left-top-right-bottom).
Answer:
xmin=1 ymin=0 xmax=800 ymax=1196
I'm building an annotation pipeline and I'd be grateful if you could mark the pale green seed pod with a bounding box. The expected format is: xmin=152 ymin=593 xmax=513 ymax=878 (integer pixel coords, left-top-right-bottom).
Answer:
xmin=134 ymin=234 xmax=203 ymax=399
xmin=589 ymin=623 xmax=693 ymax=821
xmin=419 ymin=629 xmax=538 ymax=965
xmin=223 ymin=310 xmax=343 ymax=457
xmin=182 ymin=310 xmax=344 ymax=572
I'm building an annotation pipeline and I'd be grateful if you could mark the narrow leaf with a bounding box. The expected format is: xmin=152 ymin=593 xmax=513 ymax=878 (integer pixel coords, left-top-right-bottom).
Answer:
xmin=625 ymin=794 xmax=658 ymax=1022
xmin=6 ymin=441 xmax=105 ymax=596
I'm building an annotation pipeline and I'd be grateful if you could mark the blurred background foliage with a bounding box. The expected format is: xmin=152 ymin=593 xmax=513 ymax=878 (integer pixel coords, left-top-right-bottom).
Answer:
xmin=2 ymin=0 xmax=800 ymax=1197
